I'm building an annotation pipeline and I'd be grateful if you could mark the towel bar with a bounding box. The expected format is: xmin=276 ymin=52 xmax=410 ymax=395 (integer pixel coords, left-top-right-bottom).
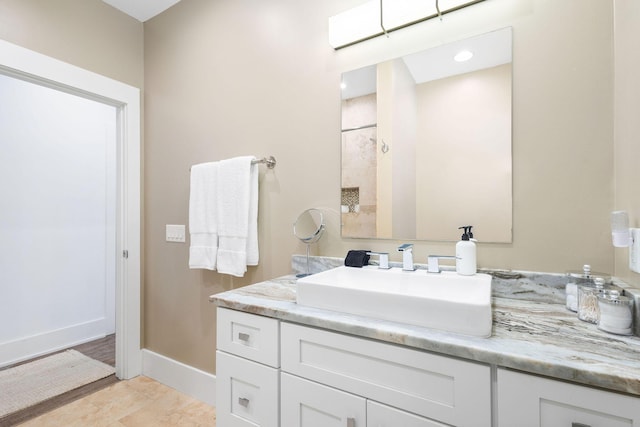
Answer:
xmin=190 ymin=156 xmax=276 ymax=171
xmin=251 ymin=156 xmax=276 ymax=169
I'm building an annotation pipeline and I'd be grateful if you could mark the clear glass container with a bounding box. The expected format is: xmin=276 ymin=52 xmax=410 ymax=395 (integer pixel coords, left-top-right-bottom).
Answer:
xmin=565 ymin=265 xmax=588 ymax=312
xmin=565 ymin=265 xmax=609 ymax=312
xmin=565 ymin=281 xmax=579 ymax=312
xmin=577 ymin=277 xmax=610 ymax=323
xmin=597 ymin=290 xmax=634 ymax=335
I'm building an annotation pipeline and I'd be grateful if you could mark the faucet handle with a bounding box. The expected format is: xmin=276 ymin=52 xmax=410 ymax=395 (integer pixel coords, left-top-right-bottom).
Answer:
xmin=367 ymin=252 xmax=390 ymax=269
xmin=397 ymin=243 xmax=413 ymax=252
xmin=427 ymin=255 xmax=458 ymax=273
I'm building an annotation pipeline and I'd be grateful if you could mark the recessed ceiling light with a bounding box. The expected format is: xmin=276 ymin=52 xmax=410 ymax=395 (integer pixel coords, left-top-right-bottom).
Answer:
xmin=454 ymin=50 xmax=473 ymax=62
xmin=340 ymin=82 xmax=347 ymax=90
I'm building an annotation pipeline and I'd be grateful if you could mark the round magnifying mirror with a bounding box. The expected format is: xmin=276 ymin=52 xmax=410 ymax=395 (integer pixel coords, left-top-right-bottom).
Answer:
xmin=294 ymin=208 xmax=325 ymax=244
xmin=293 ymin=208 xmax=325 ymax=277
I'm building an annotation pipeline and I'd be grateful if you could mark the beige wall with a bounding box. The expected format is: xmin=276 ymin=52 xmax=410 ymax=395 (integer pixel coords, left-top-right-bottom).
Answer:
xmin=614 ymin=0 xmax=640 ymax=286
xmin=390 ymin=58 xmax=417 ymax=239
xmin=144 ymin=0 xmax=615 ymax=374
xmin=2 ymin=0 xmax=625 ymax=375
xmin=0 ymin=0 xmax=143 ymax=88
xmin=416 ymin=64 xmax=512 ymax=242
xmin=143 ymin=0 xmax=344 ymax=372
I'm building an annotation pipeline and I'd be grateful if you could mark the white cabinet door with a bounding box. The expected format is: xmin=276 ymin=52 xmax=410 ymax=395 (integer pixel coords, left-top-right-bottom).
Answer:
xmin=216 ymin=351 xmax=279 ymax=427
xmin=367 ymin=401 xmax=448 ymax=427
xmin=281 ymin=373 xmax=366 ymax=427
xmin=498 ymin=368 xmax=640 ymax=427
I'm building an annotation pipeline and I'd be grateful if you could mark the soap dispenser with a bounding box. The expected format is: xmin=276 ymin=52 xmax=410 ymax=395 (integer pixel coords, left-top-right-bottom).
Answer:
xmin=456 ymin=226 xmax=477 ymax=276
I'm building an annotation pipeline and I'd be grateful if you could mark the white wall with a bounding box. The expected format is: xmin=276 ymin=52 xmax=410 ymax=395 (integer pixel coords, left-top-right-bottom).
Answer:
xmin=0 ymin=73 xmax=116 ymax=366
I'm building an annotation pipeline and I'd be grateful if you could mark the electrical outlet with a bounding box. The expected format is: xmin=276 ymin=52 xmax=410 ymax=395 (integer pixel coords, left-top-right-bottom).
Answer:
xmin=166 ymin=224 xmax=186 ymax=243
xmin=630 ymin=228 xmax=640 ymax=273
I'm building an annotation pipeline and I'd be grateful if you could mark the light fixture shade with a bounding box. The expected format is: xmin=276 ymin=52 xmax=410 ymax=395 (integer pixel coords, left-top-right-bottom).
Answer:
xmin=329 ymin=0 xmax=381 ymax=49
xmin=381 ymin=0 xmax=435 ymax=29
xmin=611 ymin=210 xmax=631 ymax=247
xmin=329 ymin=0 xmax=487 ymax=49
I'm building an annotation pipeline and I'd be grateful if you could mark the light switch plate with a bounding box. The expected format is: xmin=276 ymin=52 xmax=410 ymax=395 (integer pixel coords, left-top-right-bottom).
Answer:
xmin=166 ymin=224 xmax=186 ymax=243
xmin=630 ymin=228 xmax=640 ymax=273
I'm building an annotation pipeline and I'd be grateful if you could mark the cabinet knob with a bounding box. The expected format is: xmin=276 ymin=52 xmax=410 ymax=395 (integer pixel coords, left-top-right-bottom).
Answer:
xmin=238 ymin=397 xmax=250 ymax=407
xmin=572 ymin=423 xmax=591 ymax=427
xmin=347 ymin=417 xmax=356 ymax=427
xmin=238 ymin=332 xmax=250 ymax=342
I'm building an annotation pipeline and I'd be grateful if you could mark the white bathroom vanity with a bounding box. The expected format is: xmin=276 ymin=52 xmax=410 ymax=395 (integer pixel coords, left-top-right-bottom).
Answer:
xmin=211 ymin=270 xmax=640 ymax=427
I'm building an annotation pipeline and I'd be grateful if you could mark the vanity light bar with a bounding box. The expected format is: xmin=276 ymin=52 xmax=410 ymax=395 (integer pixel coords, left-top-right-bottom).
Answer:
xmin=329 ymin=0 xmax=486 ymax=49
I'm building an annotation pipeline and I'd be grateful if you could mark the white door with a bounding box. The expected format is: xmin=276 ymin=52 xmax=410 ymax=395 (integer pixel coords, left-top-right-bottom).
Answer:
xmin=216 ymin=351 xmax=279 ymax=427
xmin=367 ymin=401 xmax=448 ymax=427
xmin=281 ymin=373 xmax=366 ymax=427
xmin=498 ymin=369 xmax=640 ymax=427
xmin=0 ymin=73 xmax=117 ymax=366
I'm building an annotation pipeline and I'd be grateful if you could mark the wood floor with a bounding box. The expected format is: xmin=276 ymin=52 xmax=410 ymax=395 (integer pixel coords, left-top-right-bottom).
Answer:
xmin=0 ymin=335 xmax=118 ymax=427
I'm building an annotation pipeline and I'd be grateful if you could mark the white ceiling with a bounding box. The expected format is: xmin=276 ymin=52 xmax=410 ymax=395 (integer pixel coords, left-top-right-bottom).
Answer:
xmin=102 ymin=0 xmax=181 ymax=22
xmin=341 ymin=27 xmax=512 ymax=100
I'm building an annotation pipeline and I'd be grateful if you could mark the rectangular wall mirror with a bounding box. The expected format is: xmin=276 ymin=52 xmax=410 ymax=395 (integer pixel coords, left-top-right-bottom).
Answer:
xmin=340 ymin=27 xmax=512 ymax=242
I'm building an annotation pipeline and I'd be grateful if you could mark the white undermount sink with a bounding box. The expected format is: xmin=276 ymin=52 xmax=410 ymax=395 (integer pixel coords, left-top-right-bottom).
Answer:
xmin=296 ymin=266 xmax=493 ymax=337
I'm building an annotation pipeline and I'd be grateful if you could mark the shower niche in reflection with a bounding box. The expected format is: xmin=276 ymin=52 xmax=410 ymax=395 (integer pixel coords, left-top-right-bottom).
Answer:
xmin=341 ymin=92 xmax=378 ymax=238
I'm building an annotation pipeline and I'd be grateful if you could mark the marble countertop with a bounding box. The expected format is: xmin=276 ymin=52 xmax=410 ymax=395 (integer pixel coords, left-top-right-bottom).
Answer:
xmin=210 ymin=272 xmax=640 ymax=396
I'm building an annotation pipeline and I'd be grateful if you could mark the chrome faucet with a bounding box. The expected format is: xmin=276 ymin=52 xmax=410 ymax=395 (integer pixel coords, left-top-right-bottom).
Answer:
xmin=367 ymin=252 xmax=391 ymax=269
xmin=427 ymin=255 xmax=459 ymax=273
xmin=397 ymin=244 xmax=415 ymax=271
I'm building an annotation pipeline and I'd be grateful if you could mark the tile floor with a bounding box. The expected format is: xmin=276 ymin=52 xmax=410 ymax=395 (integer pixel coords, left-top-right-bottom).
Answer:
xmin=18 ymin=376 xmax=216 ymax=426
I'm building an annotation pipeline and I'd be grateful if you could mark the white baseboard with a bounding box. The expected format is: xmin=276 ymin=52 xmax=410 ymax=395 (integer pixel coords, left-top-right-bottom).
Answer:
xmin=141 ymin=349 xmax=216 ymax=406
xmin=0 ymin=319 xmax=106 ymax=368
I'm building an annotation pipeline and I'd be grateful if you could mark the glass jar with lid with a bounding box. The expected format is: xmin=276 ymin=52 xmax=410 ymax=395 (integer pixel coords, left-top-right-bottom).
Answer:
xmin=597 ymin=290 xmax=634 ymax=335
xmin=566 ymin=265 xmax=609 ymax=312
xmin=577 ymin=277 xmax=611 ymax=323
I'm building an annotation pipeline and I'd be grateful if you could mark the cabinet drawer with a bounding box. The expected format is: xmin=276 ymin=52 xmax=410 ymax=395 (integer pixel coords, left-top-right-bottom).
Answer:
xmin=498 ymin=369 xmax=640 ymax=427
xmin=281 ymin=322 xmax=491 ymax=427
xmin=217 ymin=307 xmax=279 ymax=367
xmin=281 ymin=373 xmax=366 ymax=427
xmin=368 ymin=401 xmax=448 ymax=427
xmin=216 ymin=351 xmax=279 ymax=427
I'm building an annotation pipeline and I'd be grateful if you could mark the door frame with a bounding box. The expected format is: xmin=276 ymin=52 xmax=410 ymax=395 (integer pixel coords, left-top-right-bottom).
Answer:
xmin=0 ymin=39 xmax=142 ymax=379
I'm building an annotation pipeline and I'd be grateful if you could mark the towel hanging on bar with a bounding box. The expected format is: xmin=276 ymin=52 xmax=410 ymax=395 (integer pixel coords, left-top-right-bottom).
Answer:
xmin=190 ymin=155 xmax=276 ymax=171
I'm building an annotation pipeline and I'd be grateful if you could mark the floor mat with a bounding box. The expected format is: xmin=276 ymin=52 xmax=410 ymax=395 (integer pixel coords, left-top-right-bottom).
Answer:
xmin=0 ymin=349 xmax=115 ymax=417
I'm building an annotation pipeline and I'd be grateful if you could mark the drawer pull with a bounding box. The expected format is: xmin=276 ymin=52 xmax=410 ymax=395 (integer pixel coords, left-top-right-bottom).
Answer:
xmin=238 ymin=332 xmax=250 ymax=342
xmin=572 ymin=424 xmax=591 ymax=427
xmin=238 ymin=397 xmax=250 ymax=407
xmin=347 ymin=417 xmax=355 ymax=427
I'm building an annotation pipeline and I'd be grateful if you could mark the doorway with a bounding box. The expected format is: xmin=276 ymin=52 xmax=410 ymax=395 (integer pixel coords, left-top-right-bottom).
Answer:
xmin=0 ymin=39 xmax=141 ymax=379
xmin=0 ymin=72 xmax=117 ymax=366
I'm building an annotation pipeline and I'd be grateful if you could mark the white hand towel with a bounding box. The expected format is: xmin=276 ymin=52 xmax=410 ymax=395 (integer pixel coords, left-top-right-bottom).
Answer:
xmin=188 ymin=162 xmax=219 ymax=270
xmin=216 ymin=156 xmax=258 ymax=277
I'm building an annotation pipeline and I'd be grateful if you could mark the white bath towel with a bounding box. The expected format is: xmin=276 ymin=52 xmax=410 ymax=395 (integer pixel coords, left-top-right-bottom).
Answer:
xmin=188 ymin=162 xmax=219 ymax=270
xmin=216 ymin=156 xmax=259 ymax=277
